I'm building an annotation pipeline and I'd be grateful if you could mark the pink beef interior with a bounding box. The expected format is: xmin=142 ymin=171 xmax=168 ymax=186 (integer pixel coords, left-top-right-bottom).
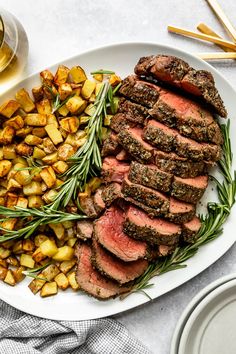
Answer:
xmin=184 ymin=216 xmax=201 ymax=231
xmin=170 ymin=197 xmax=193 ymax=213
xmin=174 ymin=175 xmax=208 ymax=188
xmin=128 ymin=127 xmax=154 ymax=151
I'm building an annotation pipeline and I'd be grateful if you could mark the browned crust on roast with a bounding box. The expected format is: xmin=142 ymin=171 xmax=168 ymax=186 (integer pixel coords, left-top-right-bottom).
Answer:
xmin=171 ymin=175 xmax=208 ymax=204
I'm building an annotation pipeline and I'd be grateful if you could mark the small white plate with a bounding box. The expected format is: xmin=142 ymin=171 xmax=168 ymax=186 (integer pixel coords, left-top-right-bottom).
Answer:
xmin=173 ymin=275 xmax=236 ymax=354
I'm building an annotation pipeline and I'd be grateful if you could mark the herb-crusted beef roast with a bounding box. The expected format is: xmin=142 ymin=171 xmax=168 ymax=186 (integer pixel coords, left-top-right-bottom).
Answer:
xmin=94 ymin=206 xmax=148 ymax=262
xmin=171 ymin=175 xmax=208 ymax=203
xmin=92 ymin=239 xmax=148 ymax=284
xmin=118 ymin=97 xmax=148 ymax=124
xmin=110 ymin=113 xmax=136 ymax=133
xmin=75 ymin=243 xmax=128 ymax=300
xmin=102 ymin=157 xmax=130 ymax=183
xmin=134 ymin=55 xmax=227 ymax=117
xmin=101 ymin=131 xmax=121 ymax=157
xmin=118 ymin=127 xmax=154 ymax=163
xmin=167 ymin=197 xmax=196 ymax=223
xmin=124 ymin=205 xmax=181 ymax=245
xmin=128 ymin=161 xmax=172 ymax=193
xmin=182 ymin=216 xmax=201 ymax=243
xmin=76 ymin=221 xmax=93 ymax=240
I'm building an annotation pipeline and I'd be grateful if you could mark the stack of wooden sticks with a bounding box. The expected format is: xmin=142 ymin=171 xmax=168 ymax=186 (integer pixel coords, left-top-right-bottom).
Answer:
xmin=168 ymin=0 xmax=236 ymax=60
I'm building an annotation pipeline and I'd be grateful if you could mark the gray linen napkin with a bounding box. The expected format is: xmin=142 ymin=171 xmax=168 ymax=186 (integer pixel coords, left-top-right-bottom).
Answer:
xmin=0 ymin=299 xmax=150 ymax=354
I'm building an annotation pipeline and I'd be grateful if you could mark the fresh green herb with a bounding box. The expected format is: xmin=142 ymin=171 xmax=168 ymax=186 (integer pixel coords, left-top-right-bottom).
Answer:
xmin=22 ymin=263 xmax=51 ymax=281
xmin=0 ymin=206 xmax=86 ymax=242
xmin=91 ymin=70 xmax=115 ymax=75
xmin=47 ymin=81 xmax=113 ymax=210
xmin=122 ymin=121 xmax=236 ymax=299
xmin=44 ymin=84 xmax=74 ymax=113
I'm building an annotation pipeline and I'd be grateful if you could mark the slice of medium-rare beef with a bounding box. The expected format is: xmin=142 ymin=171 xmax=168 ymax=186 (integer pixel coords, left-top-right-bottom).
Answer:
xmin=154 ymin=150 xmax=213 ymax=178
xmin=80 ymin=197 xmax=97 ymax=218
xmin=101 ymin=157 xmax=130 ymax=184
xmin=93 ymin=188 xmax=106 ymax=215
xmin=94 ymin=206 xmax=148 ymax=262
xmin=118 ymin=97 xmax=148 ymax=124
xmin=182 ymin=216 xmax=201 ymax=243
xmin=75 ymin=243 xmax=128 ymax=300
xmin=134 ymin=55 xmax=227 ymax=117
xmin=149 ymin=89 xmax=223 ymax=145
xmin=171 ymin=175 xmax=208 ymax=203
xmin=101 ymin=182 xmax=122 ymax=207
xmin=150 ymin=244 xmax=176 ymax=260
xmin=119 ymin=75 xmax=160 ymax=107
xmin=122 ymin=176 xmax=169 ymax=212
xmin=116 ymin=149 xmax=130 ymax=161
xmin=144 ymin=120 xmax=221 ymax=162
xmin=110 ymin=113 xmax=136 ymax=133
xmin=76 ymin=220 xmax=93 ymax=240
xmin=128 ymin=161 xmax=172 ymax=193
xmin=92 ymin=239 xmax=148 ymax=284
xmin=101 ymin=131 xmax=121 ymax=157
xmin=118 ymin=127 xmax=153 ymax=163
xmin=123 ymin=205 xmax=181 ymax=245
xmin=167 ymin=197 xmax=196 ymax=223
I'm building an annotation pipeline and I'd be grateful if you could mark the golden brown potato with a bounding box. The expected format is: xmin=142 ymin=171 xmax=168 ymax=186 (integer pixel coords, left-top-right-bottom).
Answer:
xmin=34 ymin=234 xmax=49 ymax=247
xmin=40 ymin=69 xmax=54 ymax=84
xmin=3 ymin=145 xmax=17 ymax=159
xmin=0 ymin=265 xmax=8 ymax=280
xmin=15 ymin=127 xmax=33 ymax=138
xmin=67 ymin=271 xmax=79 ymax=291
xmin=70 ymin=66 xmax=87 ymax=84
xmin=13 ymin=240 xmax=23 ymax=254
xmin=66 ymin=96 xmax=86 ymax=114
xmin=40 ymin=282 xmax=58 ymax=297
xmin=28 ymin=195 xmax=44 ymax=208
xmin=57 ymin=144 xmax=74 ymax=161
xmin=95 ymin=83 xmax=103 ymax=96
xmin=40 ymin=239 xmax=58 ymax=257
xmin=59 ymin=259 xmax=77 ymax=274
xmin=60 ymin=117 xmax=79 ymax=133
xmin=22 ymin=239 xmax=35 ymax=252
xmin=14 ymin=169 xmax=31 ymax=186
xmin=33 ymin=147 xmax=46 ymax=159
xmin=0 ymin=247 xmax=11 ymax=259
xmin=6 ymin=115 xmax=24 ymax=130
xmin=0 ymin=126 xmax=15 ymax=145
xmin=58 ymin=104 xmax=69 ymax=117
xmin=12 ymin=266 xmax=26 ymax=283
xmin=6 ymin=193 xmax=18 ymax=208
xmin=45 ymin=124 xmax=63 ymax=145
xmin=43 ymin=137 xmax=57 ymax=154
xmin=52 ymin=246 xmax=74 ymax=261
xmin=15 ymin=88 xmax=35 ymax=112
xmin=16 ymin=143 xmax=33 ymax=156
xmin=36 ymin=99 xmax=52 ymax=115
xmin=0 ymin=100 xmax=20 ymax=118
xmin=32 ymin=85 xmax=44 ymax=102
xmin=54 ymin=272 xmax=69 ymax=290
xmin=42 ymin=152 xmax=58 ymax=165
xmin=23 ymin=181 xmax=43 ymax=196
xmin=25 ymin=135 xmax=43 ymax=146
xmin=84 ymin=104 xmax=96 ymax=117
xmin=4 ymin=269 xmax=16 ymax=286
xmin=32 ymin=247 xmax=47 ymax=263
xmin=52 ymin=161 xmax=68 ymax=174
xmin=16 ymin=196 xmax=28 ymax=208
xmin=7 ymin=178 xmax=22 ymax=192
xmin=47 ymin=114 xmax=58 ymax=128
xmin=109 ymin=74 xmax=122 ymax=86
xmin=40 ymin=166 xmax=56 ymax=188
xmin=25 ymin=114 xmax=47 ymax=126
xmin=6 ymin=256 xmax=19 ymax=267
xmin=93 ymin=73 xmax=103 ymax=82
xmin=49 ymin=223 xmax=65 ymax=240
xmin=32 ymin=127 xmax=47 ymax=138
xmin=20 ymin=254 xmax=35 ymax=268
xmin=54 ymin=65 xmax=70 ymax=86
xmin=0 ymin=160 xmax=12 ymax=177
xmin=58 ymin=83 xmax=72 ymax=100
xmin=81 ymin=80 xmax=96 ymax=100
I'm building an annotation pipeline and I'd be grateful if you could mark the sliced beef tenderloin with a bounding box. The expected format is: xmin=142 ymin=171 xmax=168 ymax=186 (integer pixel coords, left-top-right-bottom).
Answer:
xmin=150 ymin=244 xmax=176 ymax=259
xmin=182 ymin=216 xmax=201 ymax=243
xmin=94 ymin=206 xmax=148 ymax=262
xmin=123 ymin=196 xmax=163 ymax=218
xmin=134 ymin=55 xmax=227 ymax=117
xmin=101 ymin=157 xmax=130 ymax=184
xmin=116 ymin=149 xmax=130 ymax=161
xmin=80 ymin=197 xmax=97 ymax=218
xmin=167 ymin=197 xmax=196 ymax=223
xmin=128 ymin=161 xmax=172 ymax=193
xmin=93 ymin=188 xmax=106 ymax=215
xmin=118 ymin=127 xmax=153 ymax=163
xmin=119 ymin=75 xmax=160 ymax=107
xmin=118 ymin=97 xmax=148 ymax=124
xmin=75 ymin=243 xmax=128 ymax=300
xmin=76 ymin=220 xmax=93 ymax=240
xmin=149 ymin=90 xmax=223 ymax=144
xmin=92 ymin=239 xmax=148 ymax=284
xmin=122 ymin=176 xmax=169 ymax=212
xmin=110 ymin=113 xmax=135 ymax=133
xmin=101 ymin=131 xmax=121 ymax=157
xmin=124 ymin=205 xmax=181 ymax=245
xmin=101 ymin=182 xmax=122 ymax=207
xmin=154 ymin=150 xmax=213 ymax=178
xmin=171 ymin=175 xmax=208 ymax=203
xmin=144 ymin=120 xmax=221 ymax=162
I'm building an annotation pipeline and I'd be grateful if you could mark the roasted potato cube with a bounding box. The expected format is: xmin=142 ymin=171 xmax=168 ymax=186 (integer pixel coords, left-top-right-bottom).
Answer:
xmin=89 ymin=93 xmax=96 ymax=103
xmin=70 ymin=66 xmax=87 ymax=84
xmin=67 ymin=271 xmax=79 ymax=291
xmin=32 ymin=127 xmax=46 ymax=138
xmin=33 ymin=147 xmax=46 ymax=159
xmin=0 ymin=160 xmax=12 ymax=177
xmin=20 ymin=254 xmax=35 ymax=268
xmin=13 ymin=240 xmax=23 ymax=254
xmin=0 ymin=147 xmax=3 ymax=160
xmin=16 ymin=196 xmax=28 ymax=208
xmin=57 ymin=144 xmax=74 ymax=161
xmin=104 ymin=114 xmax=112 ymax=126
xmin=95 ymin=83 xmax=103 ymax=96
xmin=0 ymin=100 xmax=20 ymax=118
xmin=49 ymin=223 xmax=65 ymax=240
xmin=6 ymin=193 xmax=18 ymax=208
xmin=79 ymin=116 xmax=90 ymax=125
xmin=6 ymin=115 xmax=24 ymax=129
xmin=60 ymin=117 xmax=79 ymax=133
xmin=12 ymin=266 xmax=26 ymax=283
xmin=43 ymin=137 xmax=57 ymax=153
xmin=109 ymin=74 xmax=122 ymax=86
xmin=54 ymin=65 xmax=70 ymax=85
xmin=54 ymin=273 xmax=69 ymax=290
xmin=25 ymin=114 xmax=47 ymax=126
xmin=47 ymin=114 xmax=58 ymax=128
xmin=14 ymin=169 xmax=31 ymax=186
xmin=13 ymin=156 xmax=27 ymax=165
xmin=40 ymin=281 xmax=58 ymax=297
xmin=34 ymin=234 xmax=49 ymax=247
xmin=67 ymin=238 xmax=77 ymax=248
xmin=28 ymin=276 xmax=46 ymax=294
xmin=15 ymin=88 xmax=35 ymax=112
xmin=58 ymin=104 xmax=69 ymax=117
xmin=58 ymin=83 xmax=72 ymax=100
xmin=16 ymin=142 xmax=33 ymax=156
xmin=75 ymin=137 xmax=87 ymax=148
xmin=0 ymin=196 xmax=5 ymax=205
xmin=22 ymin=239 xmax=35 ymax=252
xmin=52 ymin=246 xmax=74 ymax=261
xmin=81 ymin=80 xmax=96 ymax=99
xmin=15 ymin=127 xmax=33 ymax=138
xmin=42 ymin=152 xmax=58 ymax=165
xmin=30 ymin=167 xmax=42 ymax=182
xmin=62 ymin=220 xmax=74 ymax=229
xmin=24 ymin=135 xmax=42 ymax=145
xmin=36 ymin=99 xmax=52 ymax=115
xmin=0 ymin=247 xmax=11 ymax=259
xmin=52 ymin=161 xmax=68 ymax=174
xmin=28 ymin=195 xmax=44 ymax=208
xmin=88 ymin=177 xmax=102 ymax=192
xmin=32 ymin=85 xmax=44 ymax=102
xmin=42 ymin=264 xmax=60 ymax=281
xmin=6 ymin=256 xmax=19 ymax=267
xmin=45 ymin=124 xmax=63 ymax=145
xmin=4 ymin=269 xmax=16 ymax=286
xmin=2 ymin=239 xmax=14 ymax=249
xmin=7 ymin=178 xmax=22 ymax=191
xmin=59 ymin=259 xmax=76 ymax=274
xmin=23 ymin=181 xmax=43 ymax=195
xmin=84 ymin=104 xmax=96 ymax=117
xmin=0 ymin=187 xmax=6 ymax=197
xmin=71 ymin=84 xmax=82 ymax=96
xmin=0 ymin=265 xmax=8 ymax=280
xmin=0 ymin=126 xmax=15 ymax=145
xmin=66 ymin=96 xmax=86 ymax=114
xmin=42 ymin=189 xmax=58 ymax=203
xmin=64 ymin=134 xmax=77 ymax=147
xmin=40 ymin=69 xmax=54 ymax=84
xmin=40 ymin=166 xmax=56 ymax=188
xmin=55 ymin=179 xmax=64 ymax=187
xmin=3 ymin=145 xmax=16 ymax=159
xmin=93 ymin=73 xmax=103 ymax=82
xmin=32 ymin=248 xmax=47 ymax=263
xmin=40 ymin=239 xmax=58 ymax=257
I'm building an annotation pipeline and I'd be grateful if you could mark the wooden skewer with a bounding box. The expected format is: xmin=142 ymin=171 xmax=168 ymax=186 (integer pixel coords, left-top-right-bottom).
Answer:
xmin=197 ymin=52 xmax=236 ymax=60
xmin=197 ymin=22 xmax=232 ymax=52
xmin=206 ymin=0 xmax=236 ymax=43
xmin=167 ymin=25 xmax=236 ymax=51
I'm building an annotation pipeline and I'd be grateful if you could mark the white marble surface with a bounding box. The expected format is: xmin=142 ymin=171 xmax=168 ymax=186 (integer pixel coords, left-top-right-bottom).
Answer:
xmin=1 ymin=0 xmax=236 ymax=352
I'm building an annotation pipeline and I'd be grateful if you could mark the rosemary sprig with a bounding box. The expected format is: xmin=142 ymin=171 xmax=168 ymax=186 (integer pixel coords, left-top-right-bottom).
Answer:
xmin=90 ymin=70 xmax=115 ymax=75
xmin=44 ymin=84 xmax=74 ymax=113
xmin=22 ymin=263 xmax=51 ymax=281
xmin=122 ymin=121 xmax=236 ymax=299
xmin=47 ymin=81 xmax=113 ymax=210
xmin=0 ymin=206 xmax=87 ymax=242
